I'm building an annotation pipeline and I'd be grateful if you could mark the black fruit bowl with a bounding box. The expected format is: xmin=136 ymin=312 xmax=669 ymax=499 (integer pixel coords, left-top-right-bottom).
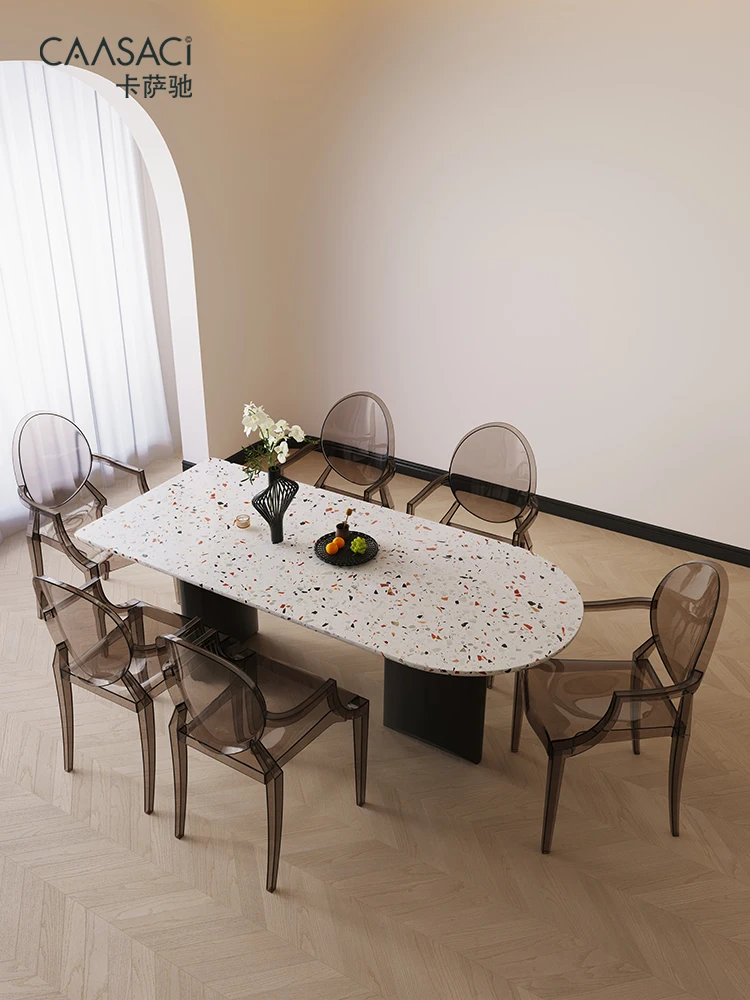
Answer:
xmin=314 ymin=531 xmax=379 ymax=566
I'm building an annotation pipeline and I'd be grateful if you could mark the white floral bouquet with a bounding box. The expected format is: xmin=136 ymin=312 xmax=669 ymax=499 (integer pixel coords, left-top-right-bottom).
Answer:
xmin=242 ymin=402 xmax=305 ymax=482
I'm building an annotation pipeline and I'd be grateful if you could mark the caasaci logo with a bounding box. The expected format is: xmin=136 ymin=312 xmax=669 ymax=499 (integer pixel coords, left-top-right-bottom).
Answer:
xmin=39 ymin=36 xmax=193 ymax=99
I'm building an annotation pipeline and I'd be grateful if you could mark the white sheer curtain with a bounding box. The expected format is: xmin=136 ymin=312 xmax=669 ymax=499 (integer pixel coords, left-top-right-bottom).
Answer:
xmin=0 ymin=61 xmax=175 ymax=540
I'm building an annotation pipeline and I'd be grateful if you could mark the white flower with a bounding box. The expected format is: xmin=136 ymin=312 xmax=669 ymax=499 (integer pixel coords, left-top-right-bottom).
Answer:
xmin=242 ymin=405 xmax=304 ymax=454
xmin=242 ymin=403 xmax=271 ymax=435
xmin=257 ymin=411 xmax=274 ymax=434
xmin=242 ymin=414 xmax=260 ymax=436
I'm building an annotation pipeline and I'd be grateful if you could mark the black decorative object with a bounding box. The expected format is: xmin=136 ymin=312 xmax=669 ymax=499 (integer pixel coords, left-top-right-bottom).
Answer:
xmin=315 ymin=531 xmax=379 ymax=567
xmin=252 ymin=466 xmax=299 ymax=543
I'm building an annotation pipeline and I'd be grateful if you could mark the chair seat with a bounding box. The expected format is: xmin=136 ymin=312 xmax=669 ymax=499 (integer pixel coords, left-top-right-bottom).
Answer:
xmin=39 ymin=502 xmax=130 ymax=569
xmin=525 ymin=658 xmax=677 ymax=744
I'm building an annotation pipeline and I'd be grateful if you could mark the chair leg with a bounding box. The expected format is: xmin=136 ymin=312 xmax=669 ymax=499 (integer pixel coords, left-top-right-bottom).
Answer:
xmin=169 ymin=707 xmax=188 ymax=838
xmin=27 ymin=517 xmax=45 ymax=619
xmin=265 ymin=771 xmax=284 ymax=892
xmin=353 ymin=705 xmax=369 ymax=806
xmin=486 ymin=675 xmax=494 ymax=689
xmin=510 ymin=670 xmax=524 ymax=752
xmin=541 ymin=752 xmax=566 ymax=854
xmin=52 ymin=658 xmax=74 ymax=772
xmin=630 ymin=663 xmax=643 ymax=755
xmin=669 ymin=732 xmax=690 ymax=837
xmin=173 ymin=577 xmax=182 ymax=607
xmin=380 ymin=484 xmax=394 ymax=509
xmin=137 ymin=699 xmax=156 ymax=815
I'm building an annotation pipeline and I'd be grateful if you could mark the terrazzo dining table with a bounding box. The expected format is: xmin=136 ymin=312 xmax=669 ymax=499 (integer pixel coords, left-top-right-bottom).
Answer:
xmin=77 ymin=458 xmax=584 ymax=763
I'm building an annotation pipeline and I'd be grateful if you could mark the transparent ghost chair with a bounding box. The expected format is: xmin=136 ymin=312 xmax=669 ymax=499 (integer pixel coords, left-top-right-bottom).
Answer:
xmin=406 ymin=423 xmax=538 ymax=550
xmin=13 ymin=412 xmax=152 ymax=615
xmin=285 ymin=392 xmax=396 ymax=507
xmin=513 ymin=561 xmax=728 ymax=853
xmin=33 ymin=575 xmax=192 ymax=814
xmin=158 ymin=629 xmax=370 ymax=892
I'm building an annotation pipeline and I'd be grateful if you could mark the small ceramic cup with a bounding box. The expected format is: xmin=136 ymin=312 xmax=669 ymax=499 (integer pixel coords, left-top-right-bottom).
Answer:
xmin=336 ymin=521 xmax=351 ymax=542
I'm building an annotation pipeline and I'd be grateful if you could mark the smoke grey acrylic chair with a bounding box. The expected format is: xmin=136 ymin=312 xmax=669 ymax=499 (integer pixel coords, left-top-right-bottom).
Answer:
xmin=158 ymin=628 xmax=370 ymax=893
xmin=34 ymin=575 xmax=191 ymax=814
xmin=406 ymin=422 xmax=538 ymax=550
xmin=286 ymin=392 xmax=396 ymax=508
xmin=13 ymin=412 xmax=151 ymax=615
xmin=511 ymin=561 xmax=728 ymax=854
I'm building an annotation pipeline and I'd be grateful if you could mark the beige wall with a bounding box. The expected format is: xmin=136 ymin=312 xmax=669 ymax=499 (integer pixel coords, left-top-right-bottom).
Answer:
xmin=285 ymin=0 xmax=750 ymax=547
xmin=5 ymin=2 xmax=749 ymax=544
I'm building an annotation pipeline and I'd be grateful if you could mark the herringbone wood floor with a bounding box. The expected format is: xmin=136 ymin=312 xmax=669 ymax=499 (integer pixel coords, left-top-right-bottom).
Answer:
xmin=1 ymin=453 xmax=749 ymax=999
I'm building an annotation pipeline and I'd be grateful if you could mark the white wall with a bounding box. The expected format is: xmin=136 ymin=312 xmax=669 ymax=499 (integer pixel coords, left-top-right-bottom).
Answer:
xmin=285 ymin=0 xmax=750 ymax=547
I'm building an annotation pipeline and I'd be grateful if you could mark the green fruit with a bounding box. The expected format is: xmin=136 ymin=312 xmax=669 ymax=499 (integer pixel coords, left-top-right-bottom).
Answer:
xmin=350 ymin=536 xmax=367 ymax=555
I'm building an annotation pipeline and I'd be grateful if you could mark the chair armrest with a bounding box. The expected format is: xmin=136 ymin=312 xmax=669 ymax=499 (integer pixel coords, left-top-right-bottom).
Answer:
xmin=406 ymin=473 xmax=449 ymax=515
xmin=615 ymin=678 xmax=693 ymax=700
xmin=265 ymin=677 xmax=367 ymax=726
xmin=583 ymin=598 xmax=652 ymax=611
xmin=362 ymin=457 xmax=397 ymax=501
xmin=577 ymin=599 xmax=654 ymax=666
xmin=283 ymin=439 xmax=319 ymax=469
xmin=516 ymin=496 xmax=539 ymax=530
xmin=35 ymin=505 xmax=100 ymax=571
xmin=265 ymin=678 xmax=337 ymax=725
xmin=92 ymin=454 xmax=149 ymax=494
xmin=16 ymin=487 xmax=66 ymax=518
xmin=563 ymin=673 xmax=690 ymax=753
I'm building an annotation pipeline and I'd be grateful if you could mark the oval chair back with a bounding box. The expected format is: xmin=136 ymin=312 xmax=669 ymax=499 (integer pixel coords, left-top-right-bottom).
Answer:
xmin=13 ymin=411 xmax=93 ymax=509
xmin=316 ymin=392 xmax=396 ymax=507
xmin=650 ymin=560 xmax=728 ymax=686
xmin=162 ymin=635 xmax=268 ymax=755
xmin=448 ymin=422 xmax=536 ymax=526
xmin=33 ymin=576 xmax=133 ymax=687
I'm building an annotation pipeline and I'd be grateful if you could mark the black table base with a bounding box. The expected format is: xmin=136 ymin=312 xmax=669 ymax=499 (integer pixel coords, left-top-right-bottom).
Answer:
xmin=179 ymin=582 xmax=259 ymax=639
xmin=383 ymin=659 xmax=487 ymax=764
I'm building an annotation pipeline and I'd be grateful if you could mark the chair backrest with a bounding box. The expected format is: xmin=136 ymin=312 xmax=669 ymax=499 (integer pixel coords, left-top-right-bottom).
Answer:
xmin=162 ymin=636 xmax=267 ymax=754
xmin=650 ymin=561 xmax=728 ymax=685
xmin=33 ymin=577 xmax=133 ymax=687
xmin=13 ymin=412 xmax=93 ymax=508
xmin=448 ymin=422 xmax=536 ymax=524
xmin=319 ymin=392 xmax=394 ymax=487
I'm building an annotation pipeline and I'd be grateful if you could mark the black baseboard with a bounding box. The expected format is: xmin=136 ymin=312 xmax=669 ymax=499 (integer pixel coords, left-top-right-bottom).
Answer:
xmin=394 ymin=456 xmax=444 ymax=482
xmin=182 ymin=460 xmax=196 ymax=471
xmin=215 ymin=443 xmax=750 ymax=568
xmin=394 ymin=458 xmax=750 ymax=568
xmin=534 ymin=495 xmax=750 ymax=567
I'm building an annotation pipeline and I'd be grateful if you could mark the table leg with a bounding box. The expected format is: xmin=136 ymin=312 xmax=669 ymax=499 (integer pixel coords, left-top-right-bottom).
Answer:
xmin=179 ymin=582 xmax=259 ymax=640
xmin=382 ymin=659 xmax=487 ymax=764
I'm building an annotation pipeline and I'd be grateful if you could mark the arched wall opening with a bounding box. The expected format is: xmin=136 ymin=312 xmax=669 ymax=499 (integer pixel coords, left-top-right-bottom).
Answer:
xmin=57 ymin=63 xmax=209 ymax=466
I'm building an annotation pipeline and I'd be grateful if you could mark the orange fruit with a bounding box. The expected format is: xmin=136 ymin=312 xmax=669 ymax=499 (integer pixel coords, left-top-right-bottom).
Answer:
xmin=333 ymin=536 xmax=345 ymax=550
xmin=325 ymin=541 xmax=339 ymax=556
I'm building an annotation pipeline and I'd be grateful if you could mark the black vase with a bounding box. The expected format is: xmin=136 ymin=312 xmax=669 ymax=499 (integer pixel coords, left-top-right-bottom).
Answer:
xmin=252 ymin=465 xmax=299 ymax=543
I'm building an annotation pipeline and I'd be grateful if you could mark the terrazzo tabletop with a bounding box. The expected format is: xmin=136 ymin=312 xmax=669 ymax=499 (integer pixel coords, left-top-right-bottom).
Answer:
xmin=77 ymin=459 xmax=583 ymax=677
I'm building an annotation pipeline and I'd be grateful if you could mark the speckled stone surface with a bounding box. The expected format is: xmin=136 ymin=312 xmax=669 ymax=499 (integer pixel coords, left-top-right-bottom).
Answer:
xmin=77 ymin=459 xmax=583 ymax=676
